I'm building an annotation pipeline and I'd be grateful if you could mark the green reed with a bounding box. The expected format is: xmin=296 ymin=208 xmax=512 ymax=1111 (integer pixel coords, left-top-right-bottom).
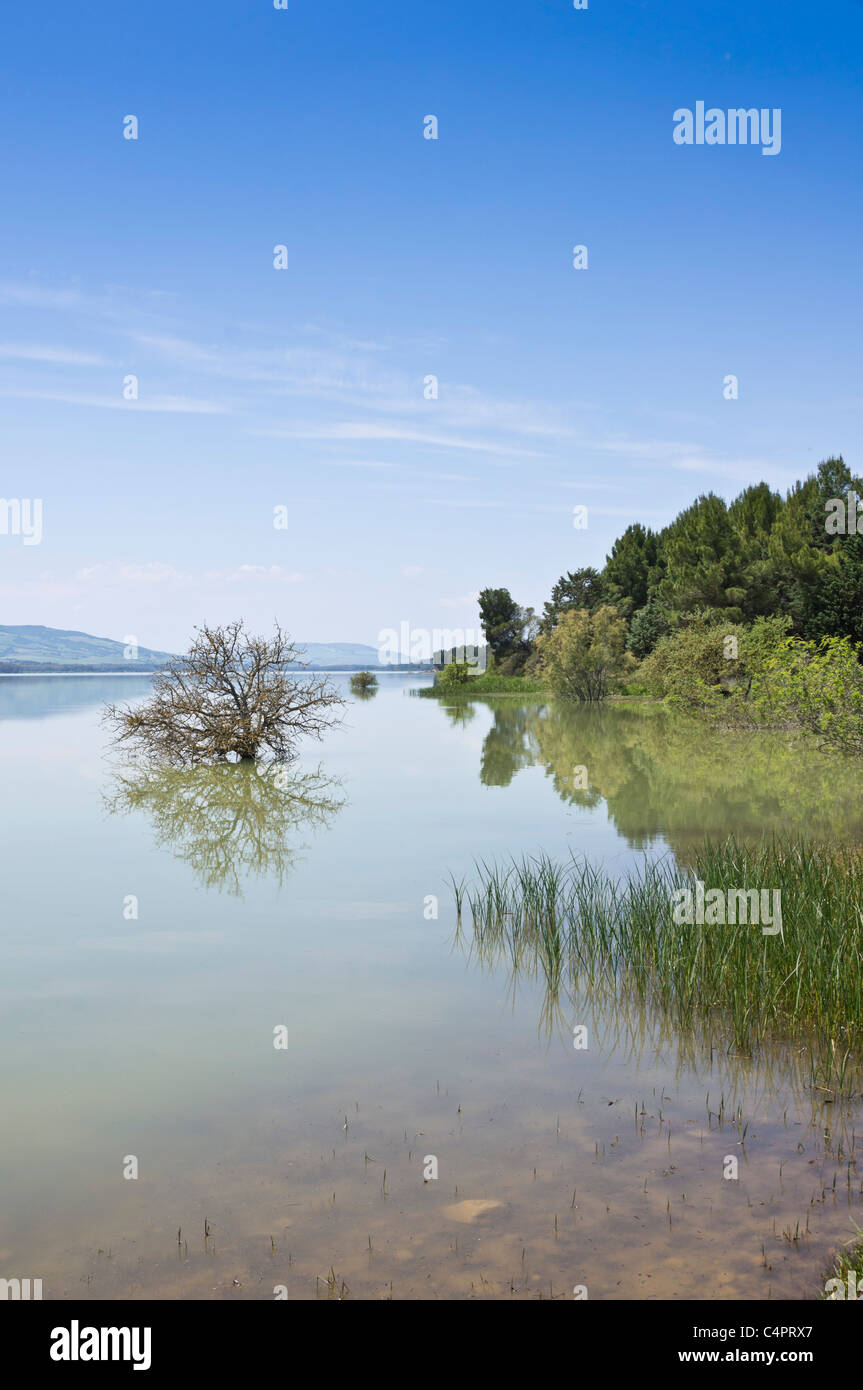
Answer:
xmin=453 ymin=839 xmax=863 ymax=1059
xmin=822 ymin=1220 xmax=863 ymax=1299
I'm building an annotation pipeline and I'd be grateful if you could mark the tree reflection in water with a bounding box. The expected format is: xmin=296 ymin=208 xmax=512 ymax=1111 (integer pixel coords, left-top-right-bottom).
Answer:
xmin=463 ymin=697 xmax=863 ymax=855
xmin=104 ymin=762 xmax=344 ymax=895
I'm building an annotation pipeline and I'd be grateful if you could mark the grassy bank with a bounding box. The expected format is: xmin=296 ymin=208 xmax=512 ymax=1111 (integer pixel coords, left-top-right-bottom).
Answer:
xmin=417 ymin=673 xmax=551 ymax=697
xmin=452 ymin=839 xmax=863 ymax=1065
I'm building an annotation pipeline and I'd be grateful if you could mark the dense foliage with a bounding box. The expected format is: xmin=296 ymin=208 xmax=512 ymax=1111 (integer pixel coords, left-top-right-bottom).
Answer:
xmin=477 ymin=587 xmax=538 ymax=674
xmin=477 ymin=457 xmax=863 ymax=736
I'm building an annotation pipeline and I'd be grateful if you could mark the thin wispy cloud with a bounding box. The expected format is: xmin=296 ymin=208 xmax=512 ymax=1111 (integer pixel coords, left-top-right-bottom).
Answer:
xmin=253 ymin=422 xmax=541 ymax=456
xmin=74 ymin=562 xmax=305 ymax=586
xmin=0 ymin=343 xmax=110 ymax=366
xmin=0 ymin=387 xmax=230 ymax=414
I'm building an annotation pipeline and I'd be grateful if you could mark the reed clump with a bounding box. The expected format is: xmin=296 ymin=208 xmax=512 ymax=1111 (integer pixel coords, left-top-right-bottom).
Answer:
xmin=454 ymin=840 xmax=863 ymax=1056
xmin=823 ymin=1225 xmax=863 ymax=1299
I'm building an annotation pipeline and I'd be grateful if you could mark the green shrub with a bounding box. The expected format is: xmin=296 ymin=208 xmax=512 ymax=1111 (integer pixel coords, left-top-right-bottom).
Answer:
xmin=349 ymin=670 xmax=378 ymax=696
xmin=436 ymin=660 xmax=475 ymax=689
xmin=534 ymin=606 xmax=635 ymax=702
xmin=745 ymin=634 xmax=863 ymax=754
xmin=417 ymin=671 xmax=549 ymax=698
xmin=638 ymin=613 xmax=792 ymax=712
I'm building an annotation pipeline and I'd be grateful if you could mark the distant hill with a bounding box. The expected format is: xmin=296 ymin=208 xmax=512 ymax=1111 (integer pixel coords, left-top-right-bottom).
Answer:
xmin=0 ymin=625 xmax=175 ymax=669
xmin=298 ymin=642 xmax=389 ymax=668
xmin=0 ymin=626 xmax=424 ymax=672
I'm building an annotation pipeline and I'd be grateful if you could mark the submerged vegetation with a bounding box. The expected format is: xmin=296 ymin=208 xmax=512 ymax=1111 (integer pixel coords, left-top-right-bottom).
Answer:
xmin=452 ymin=840 xmax=863 ymax=1066
xmin=349 ymin=670 xmax=379 ymax=697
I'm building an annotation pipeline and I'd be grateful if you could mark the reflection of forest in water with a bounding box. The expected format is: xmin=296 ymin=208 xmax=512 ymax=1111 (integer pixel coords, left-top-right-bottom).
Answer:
xmin=439 ymin=697 xmax=863 ymax=855
xmin=104 ymin=763 xmax=344 ymax=895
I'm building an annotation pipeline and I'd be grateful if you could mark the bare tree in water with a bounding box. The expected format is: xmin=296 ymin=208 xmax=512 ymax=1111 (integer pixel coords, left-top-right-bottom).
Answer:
xmin=104 ymin=620 xmax=344 ymax=765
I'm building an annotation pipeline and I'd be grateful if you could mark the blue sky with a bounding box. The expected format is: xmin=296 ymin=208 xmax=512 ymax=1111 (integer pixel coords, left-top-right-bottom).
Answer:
xmin=1 ymin=0 xmax=861 ymax=651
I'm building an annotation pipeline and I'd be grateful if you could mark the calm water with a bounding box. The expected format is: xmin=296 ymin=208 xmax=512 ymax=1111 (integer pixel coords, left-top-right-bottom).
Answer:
xmin=1 ymin=675 xmax=862 ymax=1300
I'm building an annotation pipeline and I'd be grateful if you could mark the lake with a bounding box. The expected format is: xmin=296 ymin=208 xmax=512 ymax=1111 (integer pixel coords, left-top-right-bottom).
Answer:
xmin=1 ymin=673 xmax=861 ymax=1300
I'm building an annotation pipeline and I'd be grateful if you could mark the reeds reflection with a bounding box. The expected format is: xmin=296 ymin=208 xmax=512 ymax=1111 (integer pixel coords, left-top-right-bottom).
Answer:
xmin=104 ymin=761 xmax=344 ymax=895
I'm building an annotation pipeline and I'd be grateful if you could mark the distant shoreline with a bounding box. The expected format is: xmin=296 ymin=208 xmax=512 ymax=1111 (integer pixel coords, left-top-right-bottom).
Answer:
xmin=0 ymin=666 xmax=433 ymax=678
